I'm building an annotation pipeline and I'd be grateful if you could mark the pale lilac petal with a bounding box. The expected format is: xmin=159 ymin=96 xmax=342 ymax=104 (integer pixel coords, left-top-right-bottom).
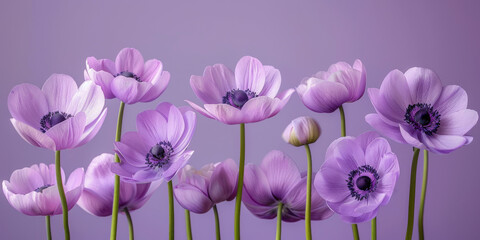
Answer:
xmin=437 ymin=109 xmax=478 ymax=136
xmin=368 ymin=88 xmax=404 ymax=125
xmin=10 ymin=119 xmax=56 ymax=150
xmin=6 ymin=167 xmax=43 ymax=194
xmin=83 ymin=154 xmax=115 ymax=197
xmin=298 ymin=79 xmax=350 ymax=113
xmin=37 ymin=186 xmax=62 ymax=215
xmin=326 ymin=61 xmax=352 ymax=73
xmin=376 ymin=173 xmax=399 ymax=204
xmin=140 ymin=59 xmax=163 ymax=82
xmin=66 ymin=81 xmax=105 ymax=125
xmin=8 ymin=83 xmax=49 ymax=129
xmin=128 ymin=181 xmax=162 ymax=211
xmin=269 ymin=89 xmax=295 ymax=117
xmin=341 ymin=208 xmax=379 ymax=224
xmin=115 ymin=132 xmax=150 ymax=167
xmin=208 ymin=159 xmax=238 ymax=203
xmin=332 ymin=139 xmax=365 ymax=172
xmin=174 ymin=107 xmax=196 ymax=151
xmin=399 ymin=125 xmax=425 ymax=149
xmin=111 ymin=76 xmax=152 ymax=104
xmin=162 ymin=151 xmax=194 ymax=181
xmin=86 ymin=57 xmax=116 ymax=74
xmin=203 ymin=104 xmax=242 ymax=125
xmin=140 ymin=71 xmax=170 ymax=103
xmin=364 ymin=138 xmax=392 ymax=170
xmin=190 ymin=64 xmax=235 ymax=104
xmin=174 ymin=183 xmax=214 ymax=214
xmin=260 ymin=150 xmax=301 ymax=200
xmin=65 ymin=168 xmax=85 ymax=191
xmin=77 ymin=188 xmax=112 ymax=216
xmin=234 ymin=56 xmax=265 ymax=93
xmin=178 ymin=166 xmax=209 ymax=194
xmin=42 ymin=74 xmax=78 ymax=112
xmin=86 ymin=69 xmax=115 ymax=99
xmin=242 ymin=190 xmax=277 ymax=220
xmin=185 ymin=100 xmax=215 ymax=119
xmin=365 ymin=114 xmax=405 ymax=143
xmin=421 ymin=134 xmax=471 ymax=154
xmin=76 ymin=108 xmax=107 ymax=147
xmin=243 ymin=164 xmax=275 ymax=206
xmin=404 ymin=67 xmax=443 ymax=104
xmin=136 ymin=110 xmax=168 ymax=146
xmin=259 ymin=66 xmax=281 ymax=98
xmin=379 ymin=70 xmax=413 ymax=116
xmin=377 ymin=153 xmax=400 ymax=177
xmin=115 ymin=48 xmax=144 ymax=76
xmin=45 ymin=112 xmax=86 ymax=150
xmin=166 ymin=103 xmax=186 ymax=146
xmin=355 ymin=131 xmax=381 ymax=151
xmin=327 ymin=196 xmax=363 ymax=217
xmin=240 ymin=96 xmax=280 ymax=124
xmin=314 ymin=161 xmax=350 ymax=202
xmin=434 ymin=85 xmax=468 ymax=115
xmin=286 ymin=177 xmax=333 ymax=220
xmin=333 ymin=68 xmax=364 ymax=102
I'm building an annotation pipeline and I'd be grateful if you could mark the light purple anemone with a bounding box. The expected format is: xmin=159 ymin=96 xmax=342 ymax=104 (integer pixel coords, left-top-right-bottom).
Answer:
xmin=174 ymin=159 xmax=238 ymax=213
xmin=78 ymin=154 xmax=161 ymax=217
xmin=2 ymin=163 xmax=84 ymax=216
xmin=314 ymin=132 xmax=399 ymax=223
xmin=365 ymin=67 xmax=478 ymax=154
xmin=84 ymin=48 xmax=170 ymax=104
xmin=297 ymin=59 xmax=366 ymax=113
xmin=8 ymin=74 xmax=107 ymax=151
xmin=112 ymin=102 xmax=196 ymax=183
xmin=186 ymin=56 xmax=295 ymax=125
xmin=242 ymin=150 xmax=333 ymax=222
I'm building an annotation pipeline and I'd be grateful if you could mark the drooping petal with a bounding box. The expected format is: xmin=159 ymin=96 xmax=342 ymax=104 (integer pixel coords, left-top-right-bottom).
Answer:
xmin=242 ymin=189 xmax=277 ymax=220
xmin=174 ymin=183 xmax=214 ymax=214
xmin=208 ymin=159 xmax=238 ymax=203
xmin=111 ymin=76 xmax=153 ymax=104
xmin=115 ymin=48 xmax=144 ymax=76
xmin=67 ymin=81 xmax=105 ymax=125
xmin=365 ymin=114 xmax=405 ymax=143
xmin=190 ymin=64 xmax=235 ymax=104
xmin=136 ymin=110 xmax=168 ymax=147
xmin=437 ymin=109 xmax=478 ymax=136
xmin=404 ymin=67 xmax=443 ymax=105
xmin=76 ymin=108 xmax=107 ymax=147
xmin=269 ymin=89 xmax=295 ymax=117
xmin=433 ymin=85 xmax=468 ymax=115
xmin=259 ymin=66 xmax=281 ymax=98
xmin=240 ymin=96 xmax=280 ymax=124
xmin=327 ymin=195 xmax=363 ymax=217
xmin=184 ymin=100 xmax=215 ymax=119
xmin=234 ymin=56 xmax=265 ymax=93
xmin=340 ymin=208 xmax=379 ymax=224
xmin=399 ymin=125 xmax=425 ymax=149
xmin=260 ymin=150 xmax=301 ymax=200
xmin=140 ymin=59 xmax=163 ymax=83
xmin=421 ymin=134 xmax=471 ymax=154
xmin=298 ymin=79 xmax=350 ymax=113
xmin=10 ymin=119 xmax=56 ymax=150
xmin=140 ymin=71 xmax=170 ymax=103
xmin=45 ymin=112 xmax=86 ymax=150
xmin=203 ymin=104 xmax=242 ymax=125
xmin=42 ymin=74 xmax=78 ymax=112
xmin=8 ymin=83 xmax=49 ymax=129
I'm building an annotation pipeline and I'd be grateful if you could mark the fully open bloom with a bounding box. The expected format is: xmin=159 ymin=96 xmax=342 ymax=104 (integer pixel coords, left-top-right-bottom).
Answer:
xmin=365 ymin=67 xmax=478 ymax=154
xmin=84 ymin=48 xmax=170 ymax=104
xmin=78 ymin=154 xmax=161 ymax=216
xmin=242 ymin=150 xmax=333 ymax=222
xmin=186 ymin=56 xmax=294 ymax=125
xmin=282 ymin=116 xmax=321 ymax=147
xmin=8 ymin=74 xmax=107 ymax=151
xmin=314 ymin=132 xmax=399 ymax=223
xmin=112 ymin=102 xmax=196 ymax=183
xmin=2 ymin=163 xmax=84 ymax=216
xmin=297 ymin=60 xmax=366 ymax=113
xmin=174 ymin=159 xmax=238 ymax=213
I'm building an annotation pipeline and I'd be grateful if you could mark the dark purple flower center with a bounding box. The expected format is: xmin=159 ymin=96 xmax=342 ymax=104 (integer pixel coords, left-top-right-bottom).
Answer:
xmin=145 ymin=141 xmax=173 ymax=169
xmin=117 ymin=71 xmax=141 ymax=82
xmin=404 ymin=103 xmax=440 ymax=136
xmin=222 ymin=89 xmax=257 ymax=109
xmin=34 ymin=184 xmax=53 ymax=193
xmin=347 ymin=165 xmax=379 ymax=201
xmin=40 ymin=111 xmax=73 ymax=133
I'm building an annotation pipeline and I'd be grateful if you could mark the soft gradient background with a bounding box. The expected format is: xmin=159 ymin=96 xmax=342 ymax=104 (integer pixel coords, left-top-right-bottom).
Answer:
xmin=1 ymin=1 xmax=479 ymax=239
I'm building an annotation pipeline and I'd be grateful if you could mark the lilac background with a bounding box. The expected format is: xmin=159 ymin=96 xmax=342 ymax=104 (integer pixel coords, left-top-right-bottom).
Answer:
xmin=1 ymin=1 xmax=479 ymax=239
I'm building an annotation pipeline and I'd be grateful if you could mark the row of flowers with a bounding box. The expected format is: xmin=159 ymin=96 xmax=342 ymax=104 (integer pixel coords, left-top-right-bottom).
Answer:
xmin=3 ymin=48 xmax=477 ymax=240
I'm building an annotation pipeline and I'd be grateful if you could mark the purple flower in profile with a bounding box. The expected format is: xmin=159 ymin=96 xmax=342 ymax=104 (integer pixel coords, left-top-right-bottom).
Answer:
xmin=186 ymin=56 xmax=295 ymax=125
xmin=297 ymin=60 xmax=366 ymax=113
xmin=174 ymin=159 xmax=238 ymax=213
xmin=365 ymin=67 xmax=478 ymax=154
xmin=314 ymin=132 xmax=399 ymax=223
xmin=8 ymin=74 xmax=107 ymax=151
xmin=84 ymin=48 xmax=170 ymax=104
xmin=2 ymin=163 xmax=84 ymax=216
xmin=78 ymin=154 xmax=161 ymax=216
xmin=242 ymin=150 xmax=333 ymax=222
xmin=112 ymin=102 xmax=196 ymax=183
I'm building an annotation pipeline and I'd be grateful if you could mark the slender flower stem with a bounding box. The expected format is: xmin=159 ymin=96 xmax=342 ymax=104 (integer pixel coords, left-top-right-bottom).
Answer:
xmin=185 ymin=210 xmax=192 ymax=240
xmin=418 ymin=150 xmax=429 ymax=240
xmin=371 ymin=217 xmax=377 ymax=240
xmin=111 ymin=101 xmax=126 ymax=240
xmin=405 ymin=148 xmax=421 ymax=240
xmin=168 ymin=181 xmax=175 ymax=240
xmin=213 ymin=205 xmax=221 ymax=240
xmin=304 ymin=144 xmax=313 ymax=240
xmin=276 ymin=203 xmax=283 ymax=240
xmin=234 ymin=123 xmax=246 ymax=240
xmin=55 ymin=150 xmax=70 ymax=240
xmin=339 ymin=105 xmax=346 ymax=137
xmin=352 ymin=224 xmax=360 ymax=240
xmin=125 ymin=208 xmax=134 ymax=240
xmin=45 ymin=215 xmax=52 ymax=240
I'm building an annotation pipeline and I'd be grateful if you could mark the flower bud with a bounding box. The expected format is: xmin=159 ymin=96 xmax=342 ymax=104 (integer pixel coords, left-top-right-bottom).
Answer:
xmin=282 ymin=116 xmax=321 ymax=147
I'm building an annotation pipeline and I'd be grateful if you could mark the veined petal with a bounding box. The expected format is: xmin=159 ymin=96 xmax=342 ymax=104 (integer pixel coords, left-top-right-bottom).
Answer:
xmin=332 ymin=139 xmax=365 ymax=172
xmin=243 ymin=164 xmax=275 ymax=206
xmin=86 ymin=56 xmax=116 ymax=74
xmin=162 ymin=151 xmax=194 ymax=181
xmin=140 ymin=59 xmax=163 ymax=83
xmin=240 ymin=96 xmax=280 ymax=124
xmin=299 ymin=80 xmax=350 ymax=113
xmin=10 ymin=119 xmax=56 ymax=150
xmin=404 ymin=67 xmax=442 ymax=105
xmin=67 ymin=81 xmax=105 ymax=125
xmin=174 ymin=183 xmax=213 ymax=214
xmin=260 ymin=150 xmax=301 ymax=200
xmin=365 ymin=114 xmax=405 ymax=144
xmin=399 ymin=125 xmax=425 ymax=149
xmin=166 ymin=103 xmax=185 ymax=146
xmin=368 ymin=88 xmax=404 ymax=125
xmin=115 ymin=132 xmax=150 ymax=167
xmin=140 ymin=71 xmax=170 ymax=103
xmin=332 ymin=68 xmax=364 ymax=102
xmin=136 ymin=110 xmax=168 ymax=147
xmin=190 ymin=64 xmax=235 ymax=104
xmin=77 ymin=188 xmax=112 ymax=216
xmin=364 ymin=138 xmax=392 ymax=170
xmin=76 ymin=108 xmax=107 ymax=147
xmin=86 ymin=69 xmax=115 ymax=99
xmin=235 ymin=56 xmax=265 ymax=93
xmin=111 ymin=76 xmax=153 ymax=104
xmin=421 ymin=134 xmax=470 ymax=154
xmin=379 ymin=70 xmax=412 ymax=117
xmin=185 ymin=100 xmax=215 ymax=119
xmin=8 ymin=83 xmax=49 ymax=129
xmin=314 ymin=160 xmax=350 ymax=202
xmin=174 ymin=107 xmax=196 ymax=152
xmin=259 ymin=66 xmax=281 ymax=98
xmin=204 ymin=103 xmax=242 ymax=125
xmin=115 ymin=48 xmax=144 ymax=76
xmin=437 ymin=109 xmax=478 ymax=136
xmin=42 ymin=74 xmax=78 ymax=112
xmin=45 ymin=112 xmax=86 ymax=150
xmin=208 ymin=159 xmax=238 ymax=203
xmin=434 ymin=85 xmax=468 ymax=115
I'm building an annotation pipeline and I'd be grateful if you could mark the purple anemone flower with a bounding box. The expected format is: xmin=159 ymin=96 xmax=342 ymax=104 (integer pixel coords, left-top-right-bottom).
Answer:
xmin=174 ymin=159 xmax=238 ymax=213
xmin=2 ymin=163 xmax=84 ymax=216
xmin=84 ymin=48 xmax=170 ymax=104
xmin=242 ymin=150 xmax=333 ymax=222
xmin=8 ymin=74 xmax=107 ymax=151
xmin=112 ymin=102 xmax=196 ymax=183
xmin=365 ymin=67 xmax=478 ymax=154
xmin=78 ymin=154 xmax=161 ymax=216
xmin=186 ymin=56 xmax=294 ymax=125
xmin=314 ymin=132 xmax=399 ymax=223
xmin=297 ymin=59 xmax=366 ymax=113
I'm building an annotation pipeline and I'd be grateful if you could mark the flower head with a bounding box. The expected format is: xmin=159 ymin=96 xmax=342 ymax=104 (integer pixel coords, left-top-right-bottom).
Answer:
xmin=314 ymin=132 xmax=399 ymax=223
xmin=8 ymin=74 xmax=107 ymax=151
xmin=365 ymin=67 xmax=478 ymax=153
xmin=282 ymin=116 xmax=321 ymax=147
xmin=2 ymin=163 xmax=84 ymax=216
xmin=174 ymin=159 xmax=238 ymax=213
xmin=242 ymin=150 xmax=333 ymax=222
xmin=77 ymin=154 xmax=161 ymax=216
xmin=84 ymin=48 xmax=170 ymax=104
xmin=112 ymin=102 xmax=196 ymax=183
xmin=186 ymin=56 xmax=294 ymax=125
xmin=297 ymin=59 xmax=366 ymax=113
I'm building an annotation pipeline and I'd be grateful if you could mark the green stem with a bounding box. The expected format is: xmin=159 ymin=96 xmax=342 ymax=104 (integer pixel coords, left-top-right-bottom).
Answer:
xmin=371 ymin=217 xmax=377 ymax=240
xmin=352 ymin=224 xmax=359 ymax=240
xmin=276 ymin=203 xmax=283 ymax=240
xmin=125 ymin=208 xmax=134 ymax=240
xmin=168 ymin=181 xmax=175 ymax=240
xmin=45 ymin=215 xmax=52 ymax=240
xmin=418 ymin=150 xmax=429 ymax=240
xmin=339 ymin=105 xmax=346 ymax=137
xmin=55 ymin=150 xmax=70 ymax=240
xmin=405 ymin=148 xmax=420 ymax=240
xmin=234 ymin=123 xmax=246 ymax=240
xmin=185 ymin=210 xmax=192 ymax=240
xmin=304 ymin=144 xmax=312 ymax=240
xmin=111 ymin=101 xmax=125 ymax=240
xmin=213 ymin=205 xmax=221 ymax=240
